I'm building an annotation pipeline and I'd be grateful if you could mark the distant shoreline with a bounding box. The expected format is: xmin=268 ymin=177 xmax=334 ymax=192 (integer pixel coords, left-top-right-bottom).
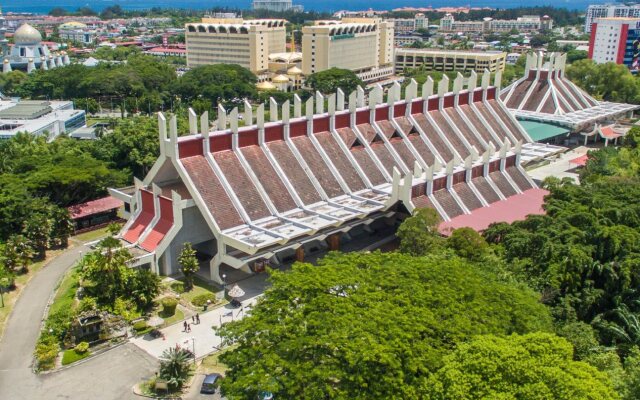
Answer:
xmin=0 ymin=0 xmax=590 ymax=15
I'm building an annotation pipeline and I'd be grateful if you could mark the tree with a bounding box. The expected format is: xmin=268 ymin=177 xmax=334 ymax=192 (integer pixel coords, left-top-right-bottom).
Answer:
xmin=174 ymin=64 xmax=257 ymax=108
xmin=22 ymin=212 xmax=51 ymax=260
xmin=425 ymin=333 xmax=618 ymax=400
xmin=3 ymin=235 xmax=34 ymax=273
xmin=567 ymin=49 xmax=588 ymax=64
xmin=623 ymin=347 xmax=640 ymax=400
xmin=159 ymin=347 xmax=192 ymax=390
xmin=178 ymin=242 xmax=199 ymax=291
xmin=447 ymin=227 xmax=488 ymax=260
xmin=305 ymin=68 xmax=364 ymax=95
xmin=397 ymin=208 xmax=444 ymax=256
xmin=218 ymin=251 xmax=552 ymax=399
xmin=79 ymin=238 xmax=159 ymax=310
xmin=566 ymin=60 xmax=640 ymax=103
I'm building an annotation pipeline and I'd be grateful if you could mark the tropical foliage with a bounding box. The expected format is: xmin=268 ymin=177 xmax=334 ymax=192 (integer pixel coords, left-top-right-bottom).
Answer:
xmin=425 ymin=333 xmax=618 ymax=400
xmin=306 ymin=68 xmax=364 ymax=95
xmin=177 ymin=242 xmax=199 ymax=291
xmin=218 ymin=251 xmax=552 ymax=399
xmin=159 ymin=347 xmax=193 ymax=390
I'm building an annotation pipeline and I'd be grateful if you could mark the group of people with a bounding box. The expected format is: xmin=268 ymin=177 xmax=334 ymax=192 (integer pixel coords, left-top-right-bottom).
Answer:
xmin=183 ymin=313 xmax=200 ymax=332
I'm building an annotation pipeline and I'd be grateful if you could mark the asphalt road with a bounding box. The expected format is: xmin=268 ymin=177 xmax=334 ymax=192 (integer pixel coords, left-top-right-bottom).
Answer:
xmin=0 ymin=245 xmax=158 ymax=400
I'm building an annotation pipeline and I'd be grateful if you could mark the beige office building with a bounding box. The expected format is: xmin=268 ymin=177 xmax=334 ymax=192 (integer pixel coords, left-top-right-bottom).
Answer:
xmin=301 ymin=18 xmax=394 ymax=82
xmin=185 ymin=18 xmax=286 ymax=73
xmin=395 ymin=48 xmax=506 ymax=74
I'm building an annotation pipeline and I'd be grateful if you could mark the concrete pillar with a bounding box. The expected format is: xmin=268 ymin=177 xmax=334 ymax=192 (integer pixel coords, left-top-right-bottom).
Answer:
xmin=326 ymin=233 xmax=341 ymax=251
xmin=295 ymin=246 xmax=305 ymax=262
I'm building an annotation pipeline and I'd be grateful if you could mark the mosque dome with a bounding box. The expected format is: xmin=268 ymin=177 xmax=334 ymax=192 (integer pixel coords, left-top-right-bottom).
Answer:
xmin=256 ymin=81 xmax=276 ymax=91
xmin=287 ymin=66 xmax=302 ymax=76
xmin=272 ymin=74 xmax=290 ymax=83
xmin=14 ymin=23 xmax=42 ymax=45
xmin=59 ymin=21 xmax=87 ymax=30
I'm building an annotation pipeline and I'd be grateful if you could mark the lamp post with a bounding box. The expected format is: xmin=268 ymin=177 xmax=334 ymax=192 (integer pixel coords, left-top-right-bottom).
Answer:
xmin=185 ymin=337 xmax=196 ymax=364
xmin=222 ymin=273 xmax=227 ymax=295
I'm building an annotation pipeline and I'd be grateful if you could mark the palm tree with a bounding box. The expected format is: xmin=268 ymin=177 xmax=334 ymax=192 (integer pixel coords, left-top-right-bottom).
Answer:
xmin=159 ymin=347 xmax=192 ymax=390
xmin=594 ymin=304 xmax=640 ymax=346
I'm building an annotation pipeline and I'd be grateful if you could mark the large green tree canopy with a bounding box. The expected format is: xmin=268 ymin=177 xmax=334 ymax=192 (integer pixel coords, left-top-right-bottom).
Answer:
xmin=305 ymin=67 xmax=364 ymax=95
xmin=218 ymin=251 xmax=552 ymax=399
xmin=425 ymin=332 xmax=618 ymax=400
xmin=173 ymin=64 xmax=258 ymax=108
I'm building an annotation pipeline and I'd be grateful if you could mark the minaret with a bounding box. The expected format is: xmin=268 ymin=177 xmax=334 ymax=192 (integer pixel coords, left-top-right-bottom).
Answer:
xmin=40 ymin=56 xmax=47 ymax=70
xmin=2 ymin=58 xmax=10 ymax=73
xmin=27 ymin=58 xmax=35 ymax=73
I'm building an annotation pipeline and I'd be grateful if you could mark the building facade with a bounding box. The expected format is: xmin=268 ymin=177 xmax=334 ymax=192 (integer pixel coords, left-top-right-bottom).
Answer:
xmin=440 ymin=14 xmax=552 ymax=33
xmin=588 ymin=17 xmax=640 ymax=71
xmin=301 ymin=18 xmax=394 ymax=82
xmin=387 ymin=14 xmax=428 ymax=34
xmin=252 ymin=0 xmax=302 ymax=12
xmin=185 ymin=18 xmax=286 ymax=73
xmin=109 ymin=72 xmax=559 ymax=281
xmin=0 ymin=99 xmax=85 ymax=140
xmin=585 ymin=3 xmax=640 ymax=33
xmin=395 ymin=48 xmax=506 ymax=74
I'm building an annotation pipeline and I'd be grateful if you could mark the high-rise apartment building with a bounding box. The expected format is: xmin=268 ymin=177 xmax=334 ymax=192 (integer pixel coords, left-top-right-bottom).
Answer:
xmin=440 ymin=14 xmax=552 ymax=33
xmin=301 ymin=18 xmax=394 ymax=82
xmin=252 ymin=0 xmax=302 ymax=12
xmin=185 ymin=18 xmax=286 ymax=73
xmin=588 ymin=17 xmax=640 ymax=71
xmin=387 ymin=13 xmax=428 ymax=34
xmin=585 ymin=4 xmax=640 ymax=33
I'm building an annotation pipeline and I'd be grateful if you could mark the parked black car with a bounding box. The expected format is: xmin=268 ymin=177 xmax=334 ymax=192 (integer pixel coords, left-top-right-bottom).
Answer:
xmin=200 ymin=373 xmax=222 ymax=394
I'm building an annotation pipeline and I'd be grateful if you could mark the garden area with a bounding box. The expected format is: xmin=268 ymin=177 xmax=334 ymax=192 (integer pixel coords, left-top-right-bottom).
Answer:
xmin=34 ymin=239 xmax=225 ymax=372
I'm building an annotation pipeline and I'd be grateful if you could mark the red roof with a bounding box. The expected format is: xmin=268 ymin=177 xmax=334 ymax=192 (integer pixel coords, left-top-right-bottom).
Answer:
xmin=600 ymin=126 xmax=623 ymax=139
xmin=439 ymin=188 xmax=548 ymax=236
xmin=147 ymin=47 xmax=186 ymax=54
xmin=569 ymin=154 xmax=589 ymax=166
xmin=68 ymin=196 xmax=123 ymax=220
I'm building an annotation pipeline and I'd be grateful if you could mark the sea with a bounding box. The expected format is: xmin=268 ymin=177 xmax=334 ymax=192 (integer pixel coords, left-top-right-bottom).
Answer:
xmin=0 ymin=0 xmax=594 ymax=14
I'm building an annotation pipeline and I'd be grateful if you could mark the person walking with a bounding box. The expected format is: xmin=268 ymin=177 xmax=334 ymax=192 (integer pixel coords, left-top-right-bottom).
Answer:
xmin=192 ymin=315 xmax=195 ymax=324
xmin=195 ymin=313 xmax=200 ymax=324
xmin=187 ymin=323 xmax=191 ymax=333
xmin=183 ymin=321 xmax=187 ymax=332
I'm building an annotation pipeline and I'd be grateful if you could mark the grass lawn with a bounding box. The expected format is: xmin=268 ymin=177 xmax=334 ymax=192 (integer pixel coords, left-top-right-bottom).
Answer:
xmin=0 ymin=250 xmax=64 ymax=339
xmin=199 ymin=345 xmax=236 ymax=375
xmin=71 ymin=227 xmax=111 ymax=244
xmin=173 ymin=276 xmax=223 ymax=307
xmin=159 ymin=307 xmax=184 ymax=327
xmin=49 ymin=266 xmax=80 ymax=317
xmin=61 ymin=349 xmax=90 ymax=365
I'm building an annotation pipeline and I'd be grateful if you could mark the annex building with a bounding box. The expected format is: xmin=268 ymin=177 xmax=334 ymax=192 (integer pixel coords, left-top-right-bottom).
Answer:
xmin=500 ymin=52 xmax=639 ymax=131
xmin=111 ymin=71 xmax=562 ymax=282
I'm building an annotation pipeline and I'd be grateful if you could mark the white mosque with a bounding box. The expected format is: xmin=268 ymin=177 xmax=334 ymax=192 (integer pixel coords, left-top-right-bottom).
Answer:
xmin=1 ymin=23 xmax=70 ymax=73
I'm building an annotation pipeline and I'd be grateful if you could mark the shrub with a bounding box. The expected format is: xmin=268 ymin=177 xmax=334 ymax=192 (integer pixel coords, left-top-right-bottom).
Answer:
xmin=170 ymin=281 xmax=185 ymax=294
xmin=78 ymin=296 xmax=98 ymax=313
xmin=161 ymin=297 xmax=178 ymax=316
xmin=113 ymin=297 xmax=141 ymax=321
xmin=35 ymin=334 xmax=59 ymax=371
xmin=191 ymin=293 xmax=216 ymax=307
xmin=133 ymin=320 xmax=148 ymax=332
xmin=74 ymin=341 xmax=89 ymax=354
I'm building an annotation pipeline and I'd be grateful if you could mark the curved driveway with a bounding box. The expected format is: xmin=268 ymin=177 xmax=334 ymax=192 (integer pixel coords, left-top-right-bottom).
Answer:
xmin=0 ymin=245 xmax=158 ymax=399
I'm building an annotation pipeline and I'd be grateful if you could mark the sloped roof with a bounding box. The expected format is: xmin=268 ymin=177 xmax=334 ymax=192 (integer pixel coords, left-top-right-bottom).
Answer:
xmin=500 ymin=53 xmax=639 ymax=130
xmin=439 ymin=188 xmax=548 ymax=235
xmin=68 ymin=196 xmax=123 ymax=220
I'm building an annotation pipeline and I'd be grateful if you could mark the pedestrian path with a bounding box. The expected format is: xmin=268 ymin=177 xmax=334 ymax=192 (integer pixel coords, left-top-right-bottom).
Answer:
xmin=131 ymin=295 xmax=259 ymax=360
